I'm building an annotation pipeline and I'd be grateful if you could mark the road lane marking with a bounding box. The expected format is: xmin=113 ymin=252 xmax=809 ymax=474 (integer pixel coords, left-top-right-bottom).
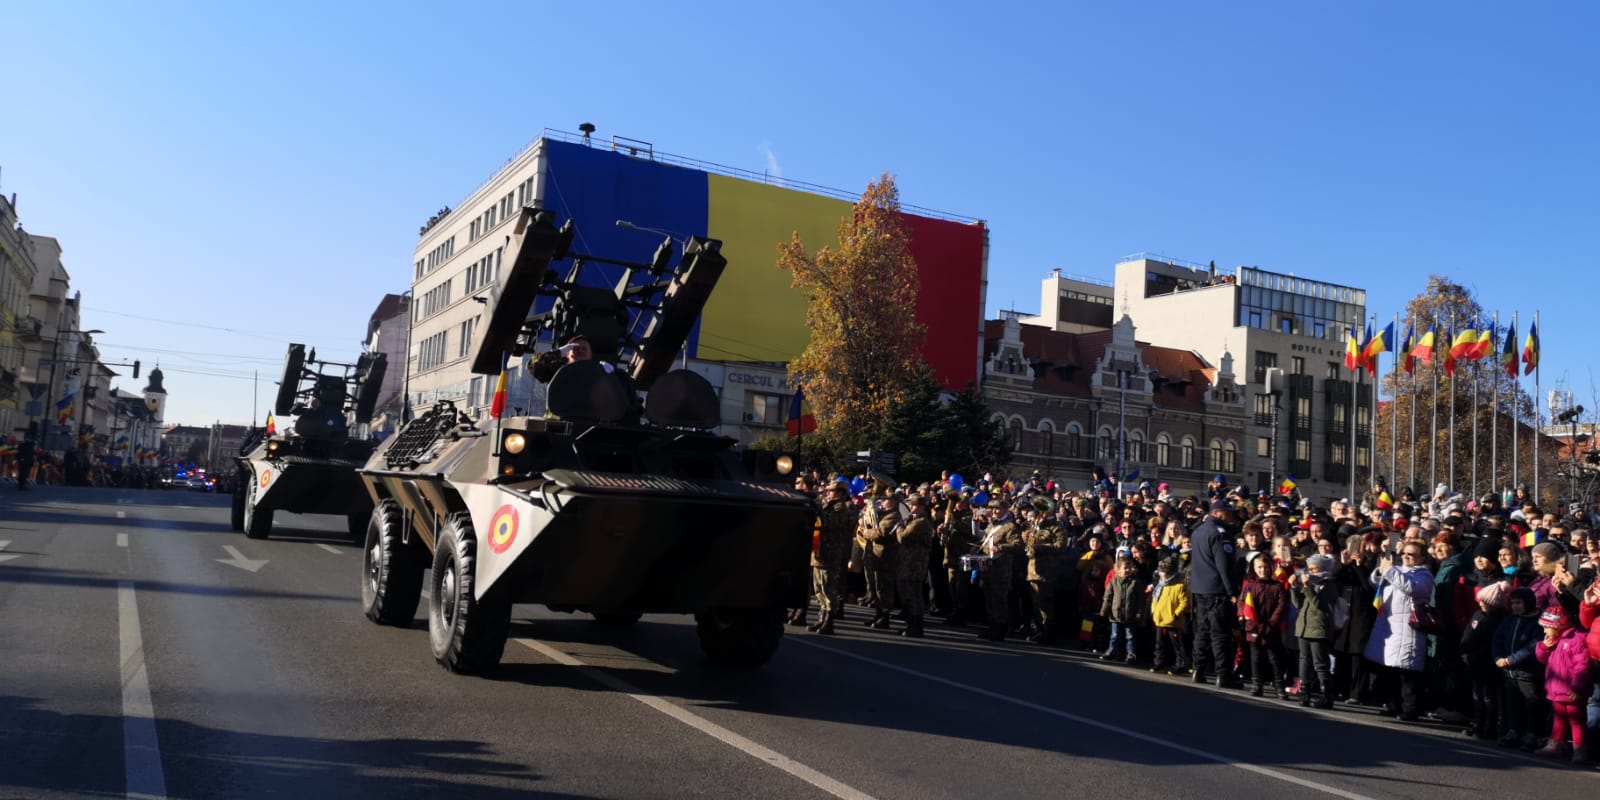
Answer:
xmin=119 ymin=582 xmax=168 ymax=800
xmin=0 ymin=541 xmax=17 ymax=565
xmin=790 ymin=638 xmax=1377 ymax=800
xmin=316 ymin=544 xmax=342 ymax=555
xmin=117 ymin=511 xmax=127 ymax=518
xmin=516 ymin=638 xmax=875 ymax=800
xmin=118 ymin=534 xmax=129 ymax=548
xmin=215 ymin=545 xmax=269 ymax=573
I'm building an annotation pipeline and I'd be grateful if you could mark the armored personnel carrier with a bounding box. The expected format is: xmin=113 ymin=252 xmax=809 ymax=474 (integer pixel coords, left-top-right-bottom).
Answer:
xmin=356 ymin=207 xmax=815 ymax=675
xmin=232 ymin=345 xmax=387 ymax=541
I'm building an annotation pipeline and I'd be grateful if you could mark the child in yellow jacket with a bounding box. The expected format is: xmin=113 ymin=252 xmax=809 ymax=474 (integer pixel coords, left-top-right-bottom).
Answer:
xmin=1150 ymin=555 xmax=1191 ymax=675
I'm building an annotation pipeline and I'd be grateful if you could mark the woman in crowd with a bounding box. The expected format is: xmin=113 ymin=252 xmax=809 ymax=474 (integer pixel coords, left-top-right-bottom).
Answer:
xmin=1363 ymin=541 xmax=1435 ymax=721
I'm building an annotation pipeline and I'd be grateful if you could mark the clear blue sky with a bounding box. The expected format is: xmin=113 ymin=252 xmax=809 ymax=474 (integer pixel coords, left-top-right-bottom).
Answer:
xmin=6 ymin=2 xmax=1596 ymax=427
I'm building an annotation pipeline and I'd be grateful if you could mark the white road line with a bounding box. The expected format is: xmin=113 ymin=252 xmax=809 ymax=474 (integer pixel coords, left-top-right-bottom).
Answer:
xmin=119 ymin=582 xmax=168 ymax=800
xmin=117 ymin=534 xmax=129 ymax=548
xmin=316 ymin=544 xmax=342 ymax=555
xmin=516 ymin=638 xmax=875 ymax=800
xmin=790 ymin=638 xmax=1377 ymax=800
xmin=117 ymin=511 xmax=127 ymax=519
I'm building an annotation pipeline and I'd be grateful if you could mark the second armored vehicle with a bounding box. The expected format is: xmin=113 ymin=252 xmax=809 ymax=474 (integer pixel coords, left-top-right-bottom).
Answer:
xmin=232 ymin=345 xmax=387 ymax=542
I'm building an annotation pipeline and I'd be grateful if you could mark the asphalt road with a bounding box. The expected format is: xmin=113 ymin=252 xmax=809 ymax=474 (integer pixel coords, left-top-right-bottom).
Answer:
xmin=1 ymin=485 xmax=1597 ymax=799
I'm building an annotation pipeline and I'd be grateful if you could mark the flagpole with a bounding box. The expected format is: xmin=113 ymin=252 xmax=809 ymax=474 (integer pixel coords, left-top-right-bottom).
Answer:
xmin=1533 ymin=310 xmax=1540 ymax=502
xmin=1371 ymin=313 xmax=1381 ymax=491
xmin=1408 ymin=316 xmax=1417 ymax=494
xmin=1430 ymin=338 xmax=1440 ymax=494
xmin=1491 ymin=323 xmax=1500 ymax=502
xmin=1349 ymin=322 xmax=1360 ymax=503
xmin=1449 ymin=312 xmax=1457 ymax=492
xmin=1472 ymin=313 xmax=1491 ymax=500
xmin=1512 ymin=318 xmax=1519 ymax=500
xmin=1391 ymin=311 xmax=1400 ymax=491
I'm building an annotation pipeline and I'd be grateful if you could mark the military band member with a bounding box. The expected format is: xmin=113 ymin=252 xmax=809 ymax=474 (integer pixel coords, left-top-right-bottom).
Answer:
xmin=859 ymin=485 xmax=899 ymax=629
xmin=939 ymin=490 xmax=977 ymax=626
xmin=978 ymin=508 xmax=1025 ymax=641
xmin=896 ymin=494 xmax=935 ymax=637
xmin=808 ymin=480 xmax=859 ymax=635
xmin=1025 ymin=496 xmax=1066 ymax=645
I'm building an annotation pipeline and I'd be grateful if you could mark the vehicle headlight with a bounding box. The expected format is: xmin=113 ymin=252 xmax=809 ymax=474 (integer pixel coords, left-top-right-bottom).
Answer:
xmin=504 ymin=432 xmax=526 ymax=455
xmin=776 ymin=455 xmax=795 ymax=475
xmin=266 ymin=440 xmax=280 ymax=452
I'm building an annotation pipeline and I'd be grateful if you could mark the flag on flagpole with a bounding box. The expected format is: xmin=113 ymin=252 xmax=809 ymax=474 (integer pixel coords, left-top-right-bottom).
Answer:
xmin=1360 ymin=322 xmax=1393 ymax=373
xmin=1468 ymin=321 xmax=1496 ymax=361
xmin=785 ymin=385 xmax=817 ymax=437
xmin=1344 ymin=326 xmax=1362 ymax=371
xmin=1449 ymin=327 xmax=1479 ymax=361
xmin=1443 ymin=321 xmax=1459 ymax=376
xmin=1278 ymin=474 xmax=1297 ymax=496
xmin=489 ymin=354 xmax=509 ymax=419
xmin=265 ymin=414 xmax=276 ymax=435
xmin=1410 ymin=326 xmax=1435 ymax=364
xmin=1401 ymin=321 xmax=1416 ymax=375
xmin=56 ymin=393 xmax=74 ymax=425
xmin=1523 ymin=320 xmax=1540 ymax=375
xmin=1501 ymin=321 xmax=1518 ymax=378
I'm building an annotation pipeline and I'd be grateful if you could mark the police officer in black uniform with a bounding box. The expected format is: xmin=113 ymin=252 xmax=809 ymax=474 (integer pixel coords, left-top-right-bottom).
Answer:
xmin=1190 ymin=497 xmax=1243 ymax=688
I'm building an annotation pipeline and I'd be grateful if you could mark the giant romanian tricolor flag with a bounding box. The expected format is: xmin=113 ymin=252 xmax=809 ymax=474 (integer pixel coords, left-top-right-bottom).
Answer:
xmin=1449 ymin=327 xmax=1479 ymax=362
xmin=532 ymin=139 xmax=987 ymax=388
xmin=786 ymin=385 xmax=816 ymax=437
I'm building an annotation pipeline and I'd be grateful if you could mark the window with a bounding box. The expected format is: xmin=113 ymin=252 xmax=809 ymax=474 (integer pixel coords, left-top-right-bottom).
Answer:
xmin=1291 ymin=356 xmax=1304 ymax=375
xmin=468 ymin=376 xmax=483 ymax=409
xmin=1257 ymin=436 xmax=1271 ymax=458
xmin=1280 ymin=317 xmax=1293 ymax=334
xmin=1248 ymin=310 xmax=1263 ymax=328
xmin=1356 ymin=445 xmax=1369 ymax=469
xmin=457 ymin=318 xmax=476 ymax=358
xmin=1038 ymin=421 xmax=1053 ymax=456
xmin=745 ymin=392 xmax=785 ymax=425
xmin=1295 ymin=439 xmax=1311 ymax=461
xmin=1314 ymin=322 xmax=1325 ymax=339
xmin=1181 ymin=436 xmax=1196 ymax=469
xmin=1065 ymin=423 xmax=1082 ymax=458
xmin=1098 ymin=428 xmax=1113 ymax=461
xmin=418 ymin=331 xmax=449 ymax=371
xmin=1254 ymin=350 xmax=1278 ymax=386
xmin=1254 ymin=393 xmax=1275 ymax=422
xmin=1127 ymin=431 xmax=1144 ymax=462
xmin=1155 ymin=433 xmax=1171 ymax=466
xmin=1327 ymin=362 xmax=1340 ymax=380
xmin=1224 ymin=441 xmax=1237 ymax=473
xmin=1208 ymin=439 xmax=1223 ymax=471
xmin=1010 ymin=418 xmax=1024 ymax=450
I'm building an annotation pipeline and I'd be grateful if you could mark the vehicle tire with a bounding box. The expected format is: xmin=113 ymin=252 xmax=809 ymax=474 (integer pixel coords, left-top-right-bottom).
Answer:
xmin=362 ymin=500 xmax=424 ymax=626
xmin=695 ymin=607 xmax=785 ymax=669
xmin=428 ymin=512 xmax=511 ymax=674
xmin=229 ymin=479 xmax=246 ymax=532
xmin=591 ymin=611 xmax=643 ymax=626
xmin=243 ymin=478 xmax=273 ymax=540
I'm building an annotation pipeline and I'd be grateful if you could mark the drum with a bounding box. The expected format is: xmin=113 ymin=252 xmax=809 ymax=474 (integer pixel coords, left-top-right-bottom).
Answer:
xmin=960 ymin=554 xmax=992 ymax=573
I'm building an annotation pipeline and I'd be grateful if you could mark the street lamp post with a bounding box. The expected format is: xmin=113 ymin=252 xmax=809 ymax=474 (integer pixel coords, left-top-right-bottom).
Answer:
xmin=1265 ymin=368 xmax=1283 ymax=493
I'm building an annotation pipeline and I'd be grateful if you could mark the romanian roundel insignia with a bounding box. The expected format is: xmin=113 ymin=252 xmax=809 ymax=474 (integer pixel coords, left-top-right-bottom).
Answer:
xmin=259 ymin=469 xmax=272 ymax=489
xmin=488 ymin=504 xmax=519 ymax=554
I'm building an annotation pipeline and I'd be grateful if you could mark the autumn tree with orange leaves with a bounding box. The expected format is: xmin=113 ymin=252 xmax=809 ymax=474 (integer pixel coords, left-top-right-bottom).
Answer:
xmin=777 ymin=173 xmax=925 ymax=449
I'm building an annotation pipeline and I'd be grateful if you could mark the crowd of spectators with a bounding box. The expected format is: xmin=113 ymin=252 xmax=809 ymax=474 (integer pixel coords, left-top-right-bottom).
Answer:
xmin=795 ymin=468 xmax=1600 ymax=766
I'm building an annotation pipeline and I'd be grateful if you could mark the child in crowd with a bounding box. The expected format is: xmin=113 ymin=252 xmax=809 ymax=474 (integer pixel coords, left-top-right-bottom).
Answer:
xmin=1149 ymin=555 xmax=1190 ymax=676
xmin=1240 ymin=552 xmax=1289 ymax=699
xmin=1534 ymin=605 xmax=1592 ymax=762
xmin=1460 ymin=581 xmax=1507 ymax=740
xmin=1290 ymin=553 xmax=1339 ymax=708
xmin=1492 ymin=586 xmax=1544 ymax=751
xmin=1100 ymin=555 xmax=1148 ymax=664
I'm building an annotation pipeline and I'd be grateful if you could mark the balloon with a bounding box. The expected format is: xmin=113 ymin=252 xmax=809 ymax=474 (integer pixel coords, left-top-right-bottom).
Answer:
xmin=850 ymin=477 xmax=866 ymax=494
xmin=972 ymin=491 xmax=989 ymax=508
xmin=948 ymin=473 xmax=964 ymax=492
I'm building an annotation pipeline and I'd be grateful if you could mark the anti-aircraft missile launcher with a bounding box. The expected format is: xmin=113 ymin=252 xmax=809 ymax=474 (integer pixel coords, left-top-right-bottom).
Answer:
xmin=357 ymin=207 xmax=814 ymax=675
xmin=232 ymin=345 xmax=387 ymax=541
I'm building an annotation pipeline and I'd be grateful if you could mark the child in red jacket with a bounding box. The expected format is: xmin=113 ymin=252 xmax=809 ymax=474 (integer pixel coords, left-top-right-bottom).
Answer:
xmin=1535 ymin=606 xmax=1593 ymax=763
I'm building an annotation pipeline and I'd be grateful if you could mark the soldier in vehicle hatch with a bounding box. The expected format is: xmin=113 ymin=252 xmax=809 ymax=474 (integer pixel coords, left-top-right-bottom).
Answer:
xmin=531 ymin=334 xmax=615 ymax=383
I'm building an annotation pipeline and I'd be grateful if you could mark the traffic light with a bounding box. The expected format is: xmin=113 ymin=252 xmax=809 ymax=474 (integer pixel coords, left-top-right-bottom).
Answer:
xmin=133 ymin=360 xmax=141 ymax=379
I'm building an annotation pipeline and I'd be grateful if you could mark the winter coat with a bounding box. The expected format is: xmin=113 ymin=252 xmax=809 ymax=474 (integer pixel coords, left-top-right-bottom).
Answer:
xmin=1332 ymin=558 xmax=1378 ymax=655
xmin=1363 ymin=565 xmax=1434 ymax=672
xmin=1025 ymin=521 xmax=1066 ymax=582
xmin=813 ymin=499 xmax=858 ymax=569
xmin=1150 ymin=575 xmax=1189 ymax=629
xmin=1491 ymin=611 xmax=1543 ymax=682
xmin=894 ymin=515 xmax=934 ymax=584
xmin=1578 ymin=599 xmax=1600 ymax=663
xmin=1536 ymin=628 xmax=1594 ymax=705
xmin=1529 ymin=574 xmax=1558 ymax=613
xmin=1292 ymin=572 xmax=1339 ymax=640
xmin=1458 ymin=608 xmax=1504 ymax=681
xmin=1101 ymin=573 xmax=1149 ymax=625
xmin=1238 ymin=575 xmax=1287 ymax=644
xmin=1188 ymin=516 xmax=1238 ymax=597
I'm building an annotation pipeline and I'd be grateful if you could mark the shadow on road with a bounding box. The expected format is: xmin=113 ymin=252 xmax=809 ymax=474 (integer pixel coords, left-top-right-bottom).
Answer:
xmin=0 ymin=564 xmax=354 ymax=603
xmin=0 ymin=694 xmax=600 ymax=799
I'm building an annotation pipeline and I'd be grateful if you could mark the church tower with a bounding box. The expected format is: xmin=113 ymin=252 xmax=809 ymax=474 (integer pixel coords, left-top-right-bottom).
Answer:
xmin=142 ymin=366 xmax=167 ymax=424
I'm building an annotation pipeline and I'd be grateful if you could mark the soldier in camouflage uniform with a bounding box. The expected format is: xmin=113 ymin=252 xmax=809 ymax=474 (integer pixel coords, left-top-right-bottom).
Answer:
xmin=1025 ymin=496 xmax=1067 ymax=645
xmin=896 ymin=494 xmax=935 ymax=637
xmin=978 ymin=508 xmax=1025 ymax=641
xmin=808 ymin=480 xmax=859 ymax=635
xmin=859 ymin=486 xmax=899 ymax=629
xmin=938 ymin=491 xmax=977 ymax=626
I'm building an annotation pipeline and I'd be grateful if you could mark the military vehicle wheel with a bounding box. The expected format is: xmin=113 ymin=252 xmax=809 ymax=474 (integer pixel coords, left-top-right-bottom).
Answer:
xmin=695 ymin=607 xmax=785 ymax=669
xmin=243 ymin=480 xmax=273 ymax=540
xmin=591 ymin=611 xmax=643 ymax=626
xmin=362 ymin=501 xmax=424 ymax=626
xmin=229 ymin=480 xmax=246 ymax=532
xmin=428 ymin=512 xmax=511 ymax=674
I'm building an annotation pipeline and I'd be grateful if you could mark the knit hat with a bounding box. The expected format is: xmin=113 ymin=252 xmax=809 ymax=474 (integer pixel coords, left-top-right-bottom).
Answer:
xmin=1474 ymin=580 xmax=1509 ymax=611
xmin=1532 ymin=541 xmax=1564 ymax=562
xmin=1472 ymin=537 xmax=1501 ymax=562
xmin=1539 ymin=607 xmax=1570 ymax=630
xmin=1507 ymin=586 xmax=1536 ymax=613
xmin=1307 ymin=554 xmax=1337 ymax=573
